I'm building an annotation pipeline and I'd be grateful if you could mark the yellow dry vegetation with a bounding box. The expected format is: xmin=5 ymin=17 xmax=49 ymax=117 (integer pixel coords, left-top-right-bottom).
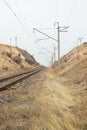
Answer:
xmin=0 ymin=69 xmax=79 ymax=130
xmin=0 ymin=44 xmax=87 ymax=130
xmin=53 ymin=44 xmax=87 ymax=129
xmin=0 ymin=44 xmax=37 ymax=78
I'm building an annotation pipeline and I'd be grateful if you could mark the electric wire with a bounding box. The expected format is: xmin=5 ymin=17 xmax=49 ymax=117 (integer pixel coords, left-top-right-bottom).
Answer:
xmin=36 ymin=28 xmax=56 ymax=30
xmin=12 ymin=0 xmax=36 ymax=42
xmin=55 ymin=0 xmax=59 ymax=21
xmin=12 ymin=0 xmax=33 ymax=31
xmin=0 ymin=0 xmax=2 ymax=4
xmin=67 ymin=0 xmax=78 ymax=25
xmin=3 ymin=0 xmax=34 ymax=41
xmin=13 ymin=0 xmax=23 ymax=16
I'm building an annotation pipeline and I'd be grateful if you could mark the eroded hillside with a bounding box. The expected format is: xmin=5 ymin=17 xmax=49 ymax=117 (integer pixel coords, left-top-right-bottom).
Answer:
xmin=52 ymin=43 xmax=87 ymax=129
xmin=0 ymin=44 xmax=38 ymax=78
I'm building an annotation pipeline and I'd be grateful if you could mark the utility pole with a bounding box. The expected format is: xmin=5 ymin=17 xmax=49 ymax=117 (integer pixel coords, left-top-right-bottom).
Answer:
xmin=39 ymin=51 xmax=53 ymax=65
xmin=33 ymin=23 xmax=69 ymax=65
xmin=54 ymin=22 xmax=60 ymax=61
xmin=10 ymin=38 xmax=12 ymax=54
xmin=42 ymin=47 xmax=54 ymax=64
xmin=78 ymin=37 xmax=83 ymax=45
xmin=54 ymin=45 xmax=56 ymax=63
xmin=54 ymin=22 xmax=69 ymax=62
xmin=10 ymin=38 xmax=12 ymax=46
xmin=15 ymin=37 xmax=17 ymax=47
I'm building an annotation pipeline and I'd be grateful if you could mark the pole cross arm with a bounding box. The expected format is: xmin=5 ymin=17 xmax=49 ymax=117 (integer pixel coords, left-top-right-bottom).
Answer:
xmin=60 ymin=30 xmax=68 ymax=32
xmin=33 ymin=28 xmax=58 ymax=42
xmin=59 ymin=26 xmax=69 ymax=32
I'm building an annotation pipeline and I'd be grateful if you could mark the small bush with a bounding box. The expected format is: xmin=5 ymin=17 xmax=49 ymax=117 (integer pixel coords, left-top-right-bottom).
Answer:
xmin=2 ymin=67 xmax=8 ymax=70
xmin=9 ymin=60 xmax=11 ymax=63
xmin=20 ymin=64 xmax=24 ymax=68
xmin=25 ymin=58 xmax=34 ymax=65
xmin=12 ymin=56 xmax=21 ymax=65
xmin=18 ymin=53 xmax=21 ymax=57
xmin=6 ymin=52 xmax=12 ymax=58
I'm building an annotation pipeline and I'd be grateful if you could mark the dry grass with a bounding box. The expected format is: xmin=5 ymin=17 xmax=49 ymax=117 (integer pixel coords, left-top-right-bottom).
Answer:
xmin=0 ymin=43 xmax=38 ymax=79
xmin=52 ymin=44 xmax=87 ymax=130
xmin=0 ymin=44 xmax=87 ymax=130
xmin=0 ymin=70 xmax=79 ymax=130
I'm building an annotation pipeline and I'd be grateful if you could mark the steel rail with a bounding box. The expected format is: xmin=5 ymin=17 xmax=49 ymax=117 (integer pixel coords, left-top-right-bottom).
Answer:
xmin=0 ymin=67 xmax=43 ymax=82
xmin=0 ymin=66 xmax=44 ymax=91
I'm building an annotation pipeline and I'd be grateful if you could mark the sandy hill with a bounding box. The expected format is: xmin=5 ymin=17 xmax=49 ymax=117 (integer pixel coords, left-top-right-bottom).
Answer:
xmin=0 ymin=44 xmax=39 ymax=77
xmin=53 ymin=43 xmax=87 ymax=85
xmin=52 ymin=43 xmax=87 ymax=129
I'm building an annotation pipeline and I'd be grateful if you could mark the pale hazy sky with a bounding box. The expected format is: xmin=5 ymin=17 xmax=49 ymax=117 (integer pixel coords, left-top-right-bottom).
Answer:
xmin=0 ymin=0 xmax=87 ymax=66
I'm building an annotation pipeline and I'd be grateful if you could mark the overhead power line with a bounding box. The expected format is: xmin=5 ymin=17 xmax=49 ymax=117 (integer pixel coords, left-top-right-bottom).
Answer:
xmin=54 ymin=22 xmax=69 ymax=62
xmin=12 ymin=0 xmax=33 ymax=32
xmin=13 ymin=0 xmax=23 ymax=15
xmin=36 ymin=28 xmax=56 ymax=30
xmin=0 ymin=0 xmax=1 ymax=2
xmin=3 ymin=0 xmax=33 ymax=41
xmin=12 ymin=0 xmax=27 ymax=21
xmin=35 ymin=38 xmax=49 ymax=43
xmin=68 ymin=0 xmax=78 ymax=25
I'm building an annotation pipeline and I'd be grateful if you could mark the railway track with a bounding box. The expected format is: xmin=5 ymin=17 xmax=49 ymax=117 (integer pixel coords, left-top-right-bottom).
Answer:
xmin=0 ymin=66 xmax=44 ymax=91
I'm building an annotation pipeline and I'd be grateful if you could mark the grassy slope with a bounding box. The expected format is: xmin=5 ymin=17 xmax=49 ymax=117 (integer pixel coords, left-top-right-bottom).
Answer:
xmin=0 ymin=44 xmax=37 ymax=78
xmin=53 ymin=44 xmax=87 ymax=130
